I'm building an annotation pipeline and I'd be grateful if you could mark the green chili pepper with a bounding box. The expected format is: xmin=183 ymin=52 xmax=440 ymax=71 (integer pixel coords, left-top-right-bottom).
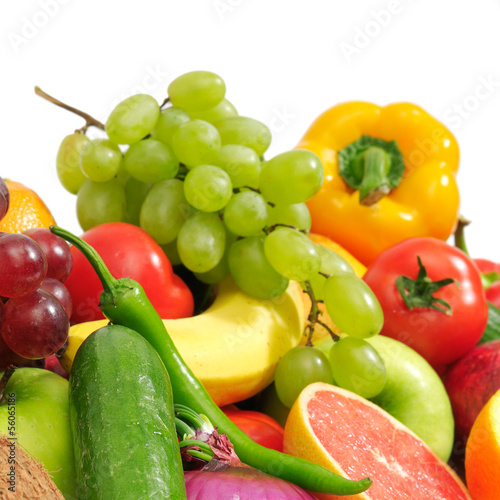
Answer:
xmin=50 ymin=225 xmax=372 ymax=496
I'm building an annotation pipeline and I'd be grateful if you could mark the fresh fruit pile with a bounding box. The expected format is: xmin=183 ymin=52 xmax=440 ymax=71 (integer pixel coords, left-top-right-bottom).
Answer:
xmin=2 ymin=69 xmax=500 ymax=499
xmin=42 ymin=71 xmax=390 ymax=410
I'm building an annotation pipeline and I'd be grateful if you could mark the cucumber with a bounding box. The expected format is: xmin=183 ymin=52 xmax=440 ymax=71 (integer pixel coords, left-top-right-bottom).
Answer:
xmin=69 ymin=324 xmax=186 ymax=499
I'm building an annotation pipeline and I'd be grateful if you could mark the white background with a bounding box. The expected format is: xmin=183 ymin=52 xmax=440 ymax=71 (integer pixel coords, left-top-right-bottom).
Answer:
xmin=1 ymin=0 xmax=500 ymax=259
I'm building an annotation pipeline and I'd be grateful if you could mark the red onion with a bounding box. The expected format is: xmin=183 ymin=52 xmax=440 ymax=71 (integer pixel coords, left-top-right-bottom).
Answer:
xmin=184 ymin=465 xmax=318 ymax=499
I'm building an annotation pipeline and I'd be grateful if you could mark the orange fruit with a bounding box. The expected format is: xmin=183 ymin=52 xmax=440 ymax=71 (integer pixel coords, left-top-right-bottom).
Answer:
xmin=284 ymin=382 xmax=471 ymax=499
xmin=465 ymin=388 xmax=500 ymax=499
xmin=0 ymin=179 xmax=56 ymax=233
xmin=302 ymin=233 xmax=367 ymax=343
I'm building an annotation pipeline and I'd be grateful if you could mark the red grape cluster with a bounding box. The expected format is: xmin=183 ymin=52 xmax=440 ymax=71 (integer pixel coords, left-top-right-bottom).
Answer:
xmin=0 ymin=208 xmax=73 ymax=367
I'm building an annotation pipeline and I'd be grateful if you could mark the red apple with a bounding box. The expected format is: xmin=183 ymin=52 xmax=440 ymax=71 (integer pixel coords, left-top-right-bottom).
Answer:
xmin=442 ymin=339 xmax=500 ymax=468
xmin=44 ymin=353 xmax=69 ymax=379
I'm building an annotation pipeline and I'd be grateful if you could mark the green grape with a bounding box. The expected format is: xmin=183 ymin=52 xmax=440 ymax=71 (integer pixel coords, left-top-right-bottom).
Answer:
xmin=124 ymin=176 xmax=152 ymax=226
xmin=309 ymin=244 xmax=354 ymax=300
xmin=257 ymin=382 xmax=290 ymax=428
xmin=123 ymin=138 xmax=179 ymax=183
xmin=106 ymin=94 xmax=160 ymax=145
xmin=264 ymin=227 xmax=320 ymax=282
xmin=76 ymin=179 xmax=126 ymax=231
xmin=183 ymin=165 xmax=232 ymax=212
xmin=172 ymin=119 xmax=221 ymax=168
xmin=168 ymin=70 xmax=226 ymax=112
xmin=215 ymin=116 xmax=272 ymax=156
xmin=160 ymin=239 xmax=182 ymax=266
xmin=79 ymin=138 xmax=122 ymax=183
xmin=152 ymin=107 xmax=191 ymax=147
xmin=259 ymin=150 xmax=324 ymax=205
xmin=194 ymin=256 xmax=229 ymax=285
xmin=113 ymin=161 xmax=129 ymax=185
xmin=323 ymin=273 xmax=384 ymax=338
xmin=328 ymin=337 xmax=387 ymax=399
xmin=228 ymin=236 xmax=288 ymax=299
xmin=56 ymin=133 xmax=90 ymax=194
xmin=214 ymin=145 xmax=261 ymax=189
xmin=189 ymin=98 xmax=238 ymax=123
xmin=140 ymin=179 xmax=189 ymax=244
xmin=194 ymin=230 xmax=236 ymax=285
xmin=223 ymin=191 xmax=268 ymax=237
xmin=274 ymin=346 xmax=334 ymax=408
xmin=177 ymin=212 xmax=226 ymax=273
xmin=267 ymin=203 xmax=312 ymax=232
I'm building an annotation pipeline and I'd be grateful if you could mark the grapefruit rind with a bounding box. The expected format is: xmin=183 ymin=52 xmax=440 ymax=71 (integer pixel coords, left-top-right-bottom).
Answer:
xmin=284 ymin=382 xmax=471 ymax=500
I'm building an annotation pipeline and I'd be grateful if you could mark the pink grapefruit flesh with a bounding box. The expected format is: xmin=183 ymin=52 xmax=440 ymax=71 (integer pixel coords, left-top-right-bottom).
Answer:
xmin=283 ymin=383 xmax=470 ymax=500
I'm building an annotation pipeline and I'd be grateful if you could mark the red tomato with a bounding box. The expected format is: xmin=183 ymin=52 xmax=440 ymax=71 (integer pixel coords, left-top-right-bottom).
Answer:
xmin=363 ymin=237 xmax=488 ymax=369
xmin=64 ymin=222 xmax=194 ymax=324
xmin=474 ymin=258 xmax=500 ymax=308
xmin=221 ymin=405 xmax=284 ymax=452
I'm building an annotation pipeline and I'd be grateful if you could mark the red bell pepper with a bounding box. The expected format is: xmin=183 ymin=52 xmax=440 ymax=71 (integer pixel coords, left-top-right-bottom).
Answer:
xmin=64 ymin=222 xmax=194 ymax=324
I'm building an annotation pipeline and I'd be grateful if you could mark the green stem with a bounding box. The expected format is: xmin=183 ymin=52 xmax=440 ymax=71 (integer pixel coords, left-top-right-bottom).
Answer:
xmin=184 ymin=449 xmax=213 ymax=462
xmin=482 ymin=271 xmax=500 ymax=290
xmin=175 ymin=418 xmax=195 ymax=440
xmin=338 ymin=134 xmax=405 ymax=206
xmin=356 ymin=147 xmax=391 ymax=205
xmin=395 ymin=256 xmax=457 ymax=315
xmin=453 ymin=215 xmax=471 ymax=256
xmin=50 ymin=225 xmax=115 ymax=293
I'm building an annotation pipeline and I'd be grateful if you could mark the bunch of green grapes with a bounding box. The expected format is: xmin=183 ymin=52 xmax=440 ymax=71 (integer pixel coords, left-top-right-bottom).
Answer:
xmin=54 ymin=70 xmax=385 ymax=404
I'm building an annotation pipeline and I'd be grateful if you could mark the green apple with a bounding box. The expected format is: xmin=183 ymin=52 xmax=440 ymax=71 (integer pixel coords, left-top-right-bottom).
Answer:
xmin=315 ymin=334 xmax=454 ymax=462
xmin=0 ymin=367 xmax=76 ymax=498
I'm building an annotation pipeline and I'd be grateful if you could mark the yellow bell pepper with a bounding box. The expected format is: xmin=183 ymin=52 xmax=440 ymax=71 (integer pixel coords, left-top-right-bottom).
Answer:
xmin=299 ymin=101 xmax=460 ymax=265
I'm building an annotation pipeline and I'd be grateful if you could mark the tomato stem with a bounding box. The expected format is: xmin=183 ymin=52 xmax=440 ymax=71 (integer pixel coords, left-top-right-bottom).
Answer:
xmin=395 ymin=256 xmax=457 ymax=315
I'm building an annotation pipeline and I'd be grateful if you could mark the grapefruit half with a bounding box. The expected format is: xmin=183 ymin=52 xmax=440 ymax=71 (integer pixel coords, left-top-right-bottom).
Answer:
xmin=284 ymin=382 xmax=471 ymax=499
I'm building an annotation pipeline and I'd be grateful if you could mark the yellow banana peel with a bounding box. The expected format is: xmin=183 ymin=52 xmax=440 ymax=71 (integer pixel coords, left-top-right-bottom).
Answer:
xmin=60 ymin=276 xmax=307 ymax=406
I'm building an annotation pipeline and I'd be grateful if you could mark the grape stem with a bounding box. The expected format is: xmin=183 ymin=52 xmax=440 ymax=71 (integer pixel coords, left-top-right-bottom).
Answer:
xmin=160 ymin=97 xmax=170 ymax=109
xmin=0 ymin=365 xmax=17 ymax=405
xmin=266 ymin=223 xmax=308 ymax=235
xmin=233 ymin=186 xmax=261 ymax=195
xmin=303 ymin=280 xmax=340 ymax=346
xmin=34 ymin=86 xmax=105 ymax=133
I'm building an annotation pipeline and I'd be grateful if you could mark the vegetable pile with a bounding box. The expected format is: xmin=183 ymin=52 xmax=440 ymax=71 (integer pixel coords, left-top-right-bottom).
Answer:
xmin=0 ymin=68 xmax=498 ymax=499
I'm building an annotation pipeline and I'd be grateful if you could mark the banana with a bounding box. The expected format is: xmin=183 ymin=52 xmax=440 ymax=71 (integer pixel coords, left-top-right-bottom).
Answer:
xmin=60 ymin=277 xmax=307 ymax=406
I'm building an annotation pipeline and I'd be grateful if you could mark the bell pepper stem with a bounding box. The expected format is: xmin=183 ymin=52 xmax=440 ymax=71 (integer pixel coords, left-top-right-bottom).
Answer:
xmin=356 ymin=147 xmax=392 ymax=205
xmin=338 ymin=135 xmax=404 ymax=207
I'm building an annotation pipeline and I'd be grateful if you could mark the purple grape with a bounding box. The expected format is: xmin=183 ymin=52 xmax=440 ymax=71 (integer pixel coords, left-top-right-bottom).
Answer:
xmin=0 ymin=233 xmax=47 ymax=298
xmin=23 ymin=228 xmax=73 ymax=282
xmin=40 ymin=278 xmax=73 ymax=319
xmin=0 ymin=177 xmax=9 ymax=221
xmin=1 ymin=289 xmax=69 ymax=359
